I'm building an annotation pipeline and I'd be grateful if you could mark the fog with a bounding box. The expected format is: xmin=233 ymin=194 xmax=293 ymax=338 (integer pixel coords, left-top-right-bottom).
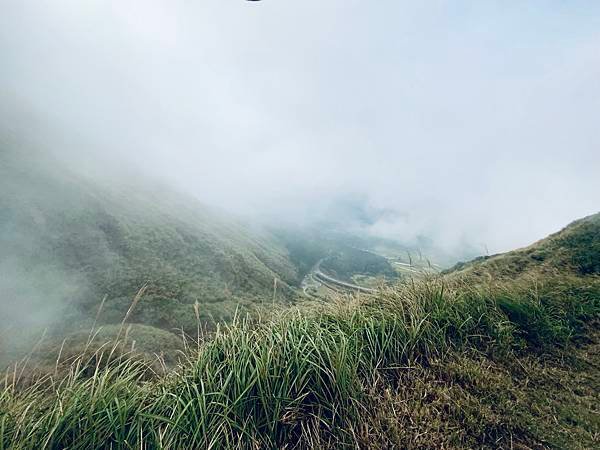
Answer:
xmin=2 ymin=0 xmax=599 ymax=255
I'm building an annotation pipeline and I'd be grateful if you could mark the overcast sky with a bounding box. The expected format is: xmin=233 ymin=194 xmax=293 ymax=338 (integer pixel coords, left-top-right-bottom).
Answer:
xmin=1 ymin=1 xmax=599 ymax=254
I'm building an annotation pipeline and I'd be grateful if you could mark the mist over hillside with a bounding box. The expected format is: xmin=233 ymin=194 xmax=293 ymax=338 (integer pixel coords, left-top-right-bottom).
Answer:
xmin=2 ymin=1 xmax=599 ymax=259
xmin=1 ymin=1 xmax=598 ymax=362
xmin=2 ymin=209 xmax=599 ymax=448
xmin=2 ymin=2 xmax=600 ymax=448
xmin=1 ymin=136 xmax=300 ymax=352
xmin=1 ymin=130 xmax=402 ymax=362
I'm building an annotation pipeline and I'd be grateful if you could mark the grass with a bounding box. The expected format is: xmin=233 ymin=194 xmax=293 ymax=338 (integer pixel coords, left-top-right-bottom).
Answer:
xmin=2 ymin=274 xmax=599 ymax=449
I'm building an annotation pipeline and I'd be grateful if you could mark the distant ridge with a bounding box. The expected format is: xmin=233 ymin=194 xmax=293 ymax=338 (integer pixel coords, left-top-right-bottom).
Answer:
xmin=445 ymin=212 xmax=600 ymax=279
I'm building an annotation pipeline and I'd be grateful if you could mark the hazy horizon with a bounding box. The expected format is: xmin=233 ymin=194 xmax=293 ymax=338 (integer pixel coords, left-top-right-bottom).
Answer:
xmin=2 ymin=1 xmax=599 ymax=255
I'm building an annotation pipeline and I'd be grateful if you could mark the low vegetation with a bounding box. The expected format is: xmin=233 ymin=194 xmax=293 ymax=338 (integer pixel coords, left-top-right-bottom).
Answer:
xmin=2 ymin=271 xmax=599 ymax=448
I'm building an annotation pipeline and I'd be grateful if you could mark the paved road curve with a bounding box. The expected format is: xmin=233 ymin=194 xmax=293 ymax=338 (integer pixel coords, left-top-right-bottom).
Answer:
xmin=302 ymin=258 xmax=376 ymax=296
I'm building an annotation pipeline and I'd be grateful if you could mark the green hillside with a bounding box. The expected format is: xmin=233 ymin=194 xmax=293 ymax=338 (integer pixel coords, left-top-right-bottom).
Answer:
xmin=2 ymin=214 xmax=599 ymax=448
xmin=0 ymin=144 xmax=299 ymax=341
xmin=446 ymin=213 xmax=600 ymax=279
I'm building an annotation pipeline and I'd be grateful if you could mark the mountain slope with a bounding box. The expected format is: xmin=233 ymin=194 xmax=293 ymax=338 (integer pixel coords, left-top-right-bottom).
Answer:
xmin=0 ymin=142 xmax=300 ymax=338
xmin=446 ymin=212 xmax=600 ymax=279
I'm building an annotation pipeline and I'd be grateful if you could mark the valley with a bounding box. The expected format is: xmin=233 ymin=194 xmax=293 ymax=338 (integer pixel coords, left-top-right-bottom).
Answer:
xmin=0 ymin=146 xmax=404 ymax=366
xmin=1 ymin=147 xmax=598 ymax=449
xmin=2 ymin=212 xmax=599 ymax=449
xmin=301 ymin=257 xmax=376 ymax=297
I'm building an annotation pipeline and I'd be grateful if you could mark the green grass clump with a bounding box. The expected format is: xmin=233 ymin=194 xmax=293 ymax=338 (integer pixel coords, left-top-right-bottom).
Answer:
xmin=2 ymin=275 xmax=599 ymax=449
xmin=495 ymin=275 xmax=600 ymax=349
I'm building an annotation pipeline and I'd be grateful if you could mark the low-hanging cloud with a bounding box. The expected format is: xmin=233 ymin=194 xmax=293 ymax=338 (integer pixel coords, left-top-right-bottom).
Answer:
xmin=1 ymin=0 xmax=599 ymax=255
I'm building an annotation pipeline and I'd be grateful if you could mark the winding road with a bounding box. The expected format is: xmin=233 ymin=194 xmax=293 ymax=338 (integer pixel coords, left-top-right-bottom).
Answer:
xmin=301 ymin=258 xmax=376 ymax=297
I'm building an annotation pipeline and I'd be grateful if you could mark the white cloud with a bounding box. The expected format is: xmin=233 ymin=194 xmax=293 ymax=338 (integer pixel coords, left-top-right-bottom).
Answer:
xmin=1 ymin=0 xmax=599 ymax=254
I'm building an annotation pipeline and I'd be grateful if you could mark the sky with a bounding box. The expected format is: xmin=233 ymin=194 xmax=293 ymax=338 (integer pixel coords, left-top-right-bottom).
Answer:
xmin=1 ymin=0 xmax=599 ymax=254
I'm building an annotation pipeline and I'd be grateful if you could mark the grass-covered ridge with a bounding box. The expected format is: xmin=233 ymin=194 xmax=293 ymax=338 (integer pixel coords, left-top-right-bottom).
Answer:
xmin=446 ymin=213 xmax=600 ymax=279
xmin=2 ymin=275 xmax=599 ymax=448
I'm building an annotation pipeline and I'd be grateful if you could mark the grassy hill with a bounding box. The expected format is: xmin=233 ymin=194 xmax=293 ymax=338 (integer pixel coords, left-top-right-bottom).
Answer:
xmin=445 ymin=213 xmax=600 ymax=279
xmin=1 ymin=214 xmax=599 ymax=448
xmin=0 ymin=143 xmax=300 ymax=350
